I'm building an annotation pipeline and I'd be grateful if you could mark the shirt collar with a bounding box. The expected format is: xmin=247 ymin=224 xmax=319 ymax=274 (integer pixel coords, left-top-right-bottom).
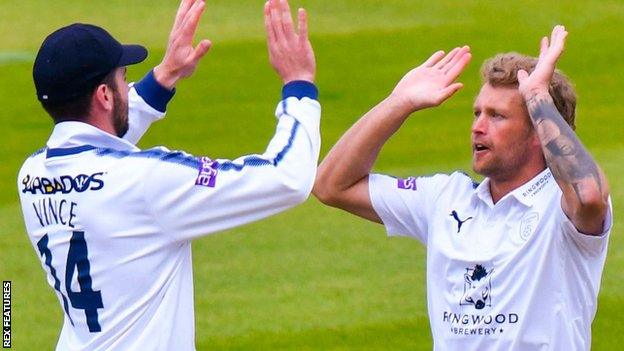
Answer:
xmin=46 ymin=121 xmax=139 ymax=152
xmin=472 ymin=168 xmax=554 ymax=208
xmin=473 ymin=177 xmax=495 ymax=208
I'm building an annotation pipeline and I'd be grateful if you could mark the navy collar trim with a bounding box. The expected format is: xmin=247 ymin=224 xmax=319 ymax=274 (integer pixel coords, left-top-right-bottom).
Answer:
xmin=46 ymin=145 xmax=97 ymax=158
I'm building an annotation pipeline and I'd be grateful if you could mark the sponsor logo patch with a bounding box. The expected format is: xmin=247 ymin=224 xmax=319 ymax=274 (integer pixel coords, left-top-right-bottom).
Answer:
xmin=460 ymin=264 xmax=493 ymax=310
xmin=195 ymin=157 xmax=218 ymax=188
xmin=397 ymin=177 xmax=417 ymax=190
xmin=21 ymin=173 xmax=104 ymax=195
xmin=450 ymin=210 xmax=473 ymax=233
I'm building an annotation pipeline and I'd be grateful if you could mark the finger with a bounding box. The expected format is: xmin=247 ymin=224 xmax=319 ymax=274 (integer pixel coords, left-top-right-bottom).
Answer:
xmin=279 ymin=0 xmax=296 ymax=42
xmin=551 ymin=25 xmax=564 ymax=44
xmin=443 ymin=45 xmax=470 ymax=74
xmin=517 ymin=69 xmax=529 ymax=82
xmin=549 ymin=26 xmax=566 ymax=53
xmin=264 ymin=1 xmax=276 ymax=43
xmin=551 ymin=27 xmax=568 ymax=55
xmin=434 ymin=47 xmax=460 ymax=70
xmin=422 ymin=50 xmax=445 ymax=67
xmin=172 ymin=0 xmax=195 ymax=36
xmin=190 ymin=39 xmax=212 ymax=63
xmin=297 ymin=8 xmax=308 ymax=43
xmin=439 ymin=82 xmax=464 ymax=102
xmin=542 ymin=26 xmax=567 ymax=64
xmin=180 ymin=0 xmax=206 ymax=42
xmin=445 ymin=52 xmax=472 ymax=80
xmin=270 ymin=0 xmax=286 ymax=43
xmin=538 ymin=36 xmax=548 ymax=61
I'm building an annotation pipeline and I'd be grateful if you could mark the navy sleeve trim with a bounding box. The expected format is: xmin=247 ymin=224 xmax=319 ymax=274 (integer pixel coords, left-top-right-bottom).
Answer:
xmin=282 ymin=81 xmax=318 ymax=100
xmin=134 ymin=70 xmax=176 ymax=113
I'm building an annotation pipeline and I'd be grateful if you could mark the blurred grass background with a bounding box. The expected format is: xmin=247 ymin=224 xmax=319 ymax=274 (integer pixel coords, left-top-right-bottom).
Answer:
xmin=1 ymin=1 xmax=622 ymax=349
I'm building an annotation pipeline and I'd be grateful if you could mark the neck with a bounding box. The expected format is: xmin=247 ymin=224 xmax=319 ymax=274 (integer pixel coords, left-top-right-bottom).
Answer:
xmin=85 ymin=112 xmax=116 ymax=137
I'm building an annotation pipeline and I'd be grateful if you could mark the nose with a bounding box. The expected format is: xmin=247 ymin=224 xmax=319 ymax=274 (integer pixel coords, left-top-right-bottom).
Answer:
xmin=471 ymin=114 xmax=487 ymax=135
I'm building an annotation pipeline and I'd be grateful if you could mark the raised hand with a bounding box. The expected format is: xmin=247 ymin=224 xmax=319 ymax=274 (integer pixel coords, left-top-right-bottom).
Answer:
xmin=264 ymin=0 xmax=315 ymax=83
xmin=517 ymin=25 xmax=568 ymax=98
xmin=390 ymin=46 xmax=471 ymax=113
xmin=154 ymin=0 xmax=212 ymax=89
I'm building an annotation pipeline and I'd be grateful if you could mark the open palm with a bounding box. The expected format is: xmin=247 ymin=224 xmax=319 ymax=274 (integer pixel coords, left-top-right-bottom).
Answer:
xmin=518 ymin=25 xmax=568 ymax=97
xmin=391 ymin=46 xmax=471 ymax=112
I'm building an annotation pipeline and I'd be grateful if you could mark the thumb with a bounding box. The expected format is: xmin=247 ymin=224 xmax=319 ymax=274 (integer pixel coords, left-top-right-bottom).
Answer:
xmin=517 ymin=69 xmax=529 ymax=82
xmin=191 ymin=39 xmax=212 ymax=62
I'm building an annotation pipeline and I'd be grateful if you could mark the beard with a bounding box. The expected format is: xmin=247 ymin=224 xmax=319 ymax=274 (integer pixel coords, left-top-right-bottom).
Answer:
xmin=472 ymin=138 xmax=534 ymax=182
xmin=112 ymin=88 xmax=129 ymax=138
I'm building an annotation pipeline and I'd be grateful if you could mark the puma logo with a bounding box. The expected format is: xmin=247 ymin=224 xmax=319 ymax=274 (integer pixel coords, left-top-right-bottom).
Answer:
xmin=450 ymin=210 xmax=473 ymax=233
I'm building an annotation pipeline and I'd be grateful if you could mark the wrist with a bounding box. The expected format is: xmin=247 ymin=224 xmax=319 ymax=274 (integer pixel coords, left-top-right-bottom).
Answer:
xmin=383 ymin=94 xmax=418 ymax=119
xmin=134 ymin=70 xmax=176 ymax=113
xmin=153 ymin=64 xmax=179 ymax=91
xmin=282 ymin=73 xmax=315 ymax=85
xmin=386 ymin=93 xmax=421 ymax=115
xmin=522 ymin=87 xmax=551 ymax=102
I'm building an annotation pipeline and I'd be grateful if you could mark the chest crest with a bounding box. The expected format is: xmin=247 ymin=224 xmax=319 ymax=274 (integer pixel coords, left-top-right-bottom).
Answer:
xmin=516 ymin=212 xmax=540 ymax=243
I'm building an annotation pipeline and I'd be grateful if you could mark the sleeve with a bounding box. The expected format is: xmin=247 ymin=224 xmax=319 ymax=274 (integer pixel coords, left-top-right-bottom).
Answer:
xmin=559 ymin=196 xmax=613 ymax=256
xmin=122 ymin=70 xmax=176 ymax=144
xmin=368 ymin=172 xmax=450 ymax=245
xmin=143 ymin=81 xmax=321 ymax=243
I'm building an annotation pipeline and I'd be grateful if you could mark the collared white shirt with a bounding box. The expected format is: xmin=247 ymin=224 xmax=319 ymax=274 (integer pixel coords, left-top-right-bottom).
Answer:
xmin=18 ymin=80 xmax=321 ymax=351
xmin=369 ymin=169 xmax=612 ymax=351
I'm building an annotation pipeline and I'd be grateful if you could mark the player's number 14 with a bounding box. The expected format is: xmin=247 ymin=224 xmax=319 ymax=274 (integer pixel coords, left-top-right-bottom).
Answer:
xmin=37 ymin=231 xmax=103 ymax=333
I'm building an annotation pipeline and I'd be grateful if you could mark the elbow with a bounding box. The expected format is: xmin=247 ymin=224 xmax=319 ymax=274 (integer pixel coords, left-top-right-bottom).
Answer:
xmin=578 ymin=190 xmax=609 ymax=220
xmin=312 ymin=164 xmax=355 ymax=208
xmin=312 ymin=178 xmax=341 ymax=207
xmin=291 ymin=182 xmax=313 ymax=205
xmin=311 ymin=164 xmax=333 ymax=204
xmin=279 ymin=169 xmax=315 ymax=206
xmin=570 ymin=185 xmax=610 ymax=227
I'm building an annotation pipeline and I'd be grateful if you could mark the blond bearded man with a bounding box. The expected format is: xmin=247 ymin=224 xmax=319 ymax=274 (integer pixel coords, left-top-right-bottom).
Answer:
xmin=314 ymin=26 xmax=611 ymax=350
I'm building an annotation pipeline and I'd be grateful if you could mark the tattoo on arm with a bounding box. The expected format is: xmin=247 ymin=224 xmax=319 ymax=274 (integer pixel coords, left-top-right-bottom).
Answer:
xmin=526 ymin=94 xmax=603 ymax=204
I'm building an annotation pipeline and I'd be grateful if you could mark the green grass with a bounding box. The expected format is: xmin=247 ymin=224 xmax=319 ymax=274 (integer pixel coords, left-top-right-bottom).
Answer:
xmin=1 ymin=1 xmax=623 ymax=350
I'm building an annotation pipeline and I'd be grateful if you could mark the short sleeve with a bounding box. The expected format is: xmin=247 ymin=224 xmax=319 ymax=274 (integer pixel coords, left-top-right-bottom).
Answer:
xmin=560 ymin=196 xmax=613 ymax=256
xmin=369 ymin=173 xmax=450 ymax=245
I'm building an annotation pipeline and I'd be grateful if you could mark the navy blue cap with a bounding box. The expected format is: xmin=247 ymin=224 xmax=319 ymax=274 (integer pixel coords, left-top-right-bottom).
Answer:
xmin=33 ymin=23 xmax=148 ymax=103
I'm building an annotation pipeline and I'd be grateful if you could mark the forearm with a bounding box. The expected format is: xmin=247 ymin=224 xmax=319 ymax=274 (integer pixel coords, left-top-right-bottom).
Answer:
xmin=315 ymin=96 xmax=413 ymax=199
xmin=123 ymin=71 xmax=176 ymax=144
xmin=526 ymin=92 xmax=609 ymax=233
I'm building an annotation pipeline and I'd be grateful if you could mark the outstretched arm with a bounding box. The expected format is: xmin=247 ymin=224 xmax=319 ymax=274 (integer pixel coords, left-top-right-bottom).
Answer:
xmin=313 ymin=47 xmax=471 ymax=222
xmin=143 ymin=0 xmax=320 ymax=242
xmin=124 ymin=0 xmax=212 ymax=143
xmin=518 ymin=25 xmax=609 ymax=235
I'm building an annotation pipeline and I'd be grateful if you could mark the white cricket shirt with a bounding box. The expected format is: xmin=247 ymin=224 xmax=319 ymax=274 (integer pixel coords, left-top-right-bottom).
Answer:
xmin=18 ymin=76 xmax=321 ymax=350
xmin=370 ymin=169 xmax=612 ymax=351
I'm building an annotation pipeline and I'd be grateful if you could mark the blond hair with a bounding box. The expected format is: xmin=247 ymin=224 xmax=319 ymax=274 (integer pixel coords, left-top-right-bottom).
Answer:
xmin=481 ymin=53 xmax=577 ymax=130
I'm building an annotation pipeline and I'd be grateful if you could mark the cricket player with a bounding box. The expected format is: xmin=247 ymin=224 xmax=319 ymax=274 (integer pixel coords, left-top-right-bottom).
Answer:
xmin=18 ymin=0 xmax=319 ymax=349
xmin=314 ymin=26 xmax=612 ymax=350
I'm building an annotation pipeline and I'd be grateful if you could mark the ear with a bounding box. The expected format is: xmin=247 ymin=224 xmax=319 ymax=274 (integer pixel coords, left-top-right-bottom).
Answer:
xmin=91 ymin=83 xmax=114 ymax=113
